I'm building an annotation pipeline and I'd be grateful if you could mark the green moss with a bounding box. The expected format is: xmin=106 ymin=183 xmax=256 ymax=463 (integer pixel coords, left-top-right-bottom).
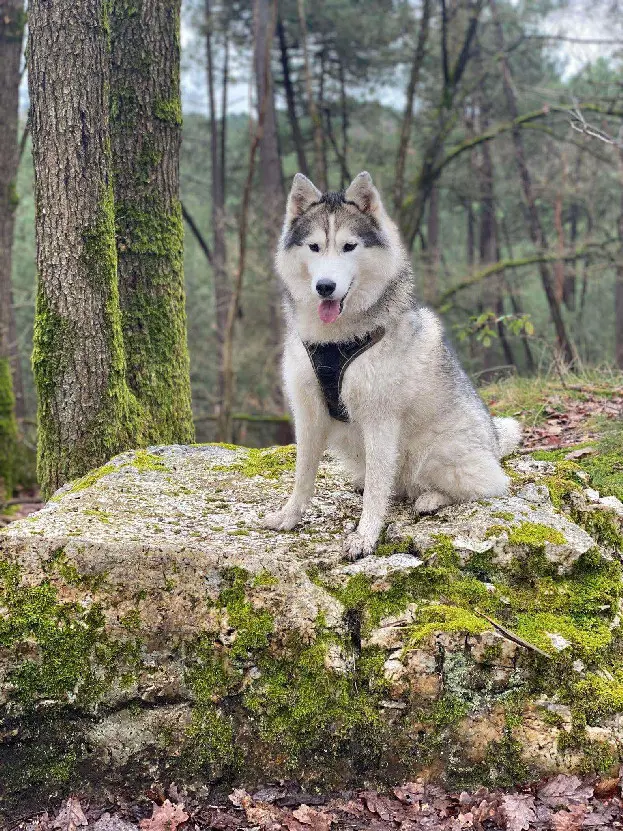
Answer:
xmin=492 ymin=511 xmax=515 ymax=521
xmin=507 ymin=522 xmax=566 ymax=547
xmin=120 ymin=609 xmax=142 ymax=632
xmin=67 ymin=463 xmax=117 ymax=494
xmin=154 ymin=97 xmax=183 ymax=125
xmin=0 ymin=560 xmax=108 ymax=707
xmin=407 ymin=604 xmax=489 ymax=644
xmin=216 ymin=446 xmax=296 ymax=479
xmin=83 ymin=507 xmax=112 ymax=523
xmin=484 ymin=728 xmax=530 ymax=787
xmin=132 ymin=450 xmax=170 ymax=473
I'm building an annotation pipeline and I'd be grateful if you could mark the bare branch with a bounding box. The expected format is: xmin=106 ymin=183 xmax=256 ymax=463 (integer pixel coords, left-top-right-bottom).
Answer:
xmin=181 ymin=201 xmax=213 ymax=265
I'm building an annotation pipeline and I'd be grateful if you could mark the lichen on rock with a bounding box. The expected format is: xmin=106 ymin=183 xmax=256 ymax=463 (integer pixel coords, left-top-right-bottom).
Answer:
xmin=1 ymin=443 xmax=623 ymax=818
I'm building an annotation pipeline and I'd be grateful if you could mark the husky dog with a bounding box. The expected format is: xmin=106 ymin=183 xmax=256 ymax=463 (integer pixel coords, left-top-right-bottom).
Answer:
xmin=264 ymin=171 xmax=521 ymax=561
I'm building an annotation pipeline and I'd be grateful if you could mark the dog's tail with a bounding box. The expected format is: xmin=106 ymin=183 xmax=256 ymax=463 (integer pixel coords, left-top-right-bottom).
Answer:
xmin=492 ymin=416 xmax=522 ymax=458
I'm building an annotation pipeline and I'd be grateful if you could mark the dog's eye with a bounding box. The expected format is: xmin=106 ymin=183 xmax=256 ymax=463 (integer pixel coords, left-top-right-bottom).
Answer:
xmin=308 ymin=243 xmax=320 ymax=252
xmin=343 ymin=242 xmax=358 ymax=253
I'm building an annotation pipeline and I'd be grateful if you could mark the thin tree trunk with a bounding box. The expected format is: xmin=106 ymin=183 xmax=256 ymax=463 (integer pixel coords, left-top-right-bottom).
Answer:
xmin=477 ymin=94 xmax=516 ymax=371
xmin=109 ymin=0 xmax=194 ymax=445
xmin=553 ymin=151 xmax=567 ymax=304
xmin=220 ymin=0 xmax=278 ymax=443
xmin=490 ymin=0 xmax=576 ymax=367
xmin=424 ymin=184 xmax=440 ymax=304
xmin=297 ymin=0 xmax=326 ymax=190
xmin=393 ymin=0 xmax=432 ymax=211
xmin=206 ymin=0 xmax=230 ymax=409
xmin=0 ymin=0 xmax=24 ymax=497
xmin=616 ymin=146 xmax=623 ymax=369
xmin=277 ymin=16 xmax=309 ymax=176
xmin=8 ymin=289 xmax=25 ymax=419
xmin=338 ymin=57 xmax=349 ymax=190
xmin=253 ymin=0 xmax=285 ymax=413
xmin=500 ymin=214 xmax=536 ymax=373
xmin=28 ymin=0 xmax=142 ymax=497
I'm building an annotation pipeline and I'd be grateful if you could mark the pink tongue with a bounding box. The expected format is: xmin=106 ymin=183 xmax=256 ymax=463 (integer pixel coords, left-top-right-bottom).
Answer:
xmin=318 ymin=298 xmax=341 ymax=323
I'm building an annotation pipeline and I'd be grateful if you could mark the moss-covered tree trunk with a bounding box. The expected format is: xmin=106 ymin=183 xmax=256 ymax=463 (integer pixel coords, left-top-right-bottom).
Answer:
xmin=0 ymin=0 xmax=25 ymax=500
xmin=109 ymin=0 xmax=194 ymax=445
xmin=28 ymin=0 xmax=143 ymax=498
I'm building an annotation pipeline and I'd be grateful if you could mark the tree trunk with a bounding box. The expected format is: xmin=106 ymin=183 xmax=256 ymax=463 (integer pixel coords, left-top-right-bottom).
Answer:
xmin=423 ymin=184 xmax=440 ymax=304
xmin=477 ymin=100 xmax=516 ymax=371
xmin=206 ymin=0 xmax=230 ymax=411
xmin=393 ymin=0 xmax=432 ymax=211
xmin=490 ymin=0 xmax=576 ymax=367
xmin=0 ymin=0 xmax=24 ymax=497
xmin=28 ymin=0 xmax=142 ymax=497
xmin=277 ymin=16 xmax=309 ymax=177
xmin=8 ymin=289 xmax=25 ymax=420
xmin=616 ymin=147 xmax=623 ymax=370
xmin=253 ymin=0 xmax=284 ymax=412
xmin=109 ymin=0 xmax=194 ymax=446
xmin=297 ymin=0 xmax=326 ymax=190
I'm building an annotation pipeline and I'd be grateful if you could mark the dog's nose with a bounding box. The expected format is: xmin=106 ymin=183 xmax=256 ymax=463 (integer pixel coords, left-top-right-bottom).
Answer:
xmin=316 ymin=278 xmax=336 ymax=298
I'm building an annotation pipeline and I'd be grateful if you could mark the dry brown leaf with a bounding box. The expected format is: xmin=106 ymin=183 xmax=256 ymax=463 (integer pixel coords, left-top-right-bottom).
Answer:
xmin=138 ymin=800 xmax=189 ymax=831
xmin=228 ymin=788 xmax=252 ymax=809
xmin=91 ymin=815 xmax=139 ymax=831
xmin=538 ymin=775 xmax=593 ymax=808
xmin=292 ymin=804 xmax=333 ymax=831
xmin=551 ymin=803 xmax=587 ymax=831
xmin=565 ymin=447 xmax=597 ymax=460
xmin=53 ymin=797 xmax=89 ymax=831
xmin=500 ymin=793 xmax=537 ymax=831
xmin=592 ymin=774 xmax=621 ymax=799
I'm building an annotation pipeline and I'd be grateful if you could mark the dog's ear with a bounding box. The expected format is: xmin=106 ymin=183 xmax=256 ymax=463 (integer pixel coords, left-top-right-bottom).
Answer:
xmin=345 ymin=171 xmax=381 ymax=214
xmin=286 ymin=173 xmax=321 ymax=221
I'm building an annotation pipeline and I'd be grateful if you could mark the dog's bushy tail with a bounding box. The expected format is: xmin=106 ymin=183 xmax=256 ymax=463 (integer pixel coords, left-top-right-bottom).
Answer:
xmin=492 ymin=416 xmax=522 ymax=458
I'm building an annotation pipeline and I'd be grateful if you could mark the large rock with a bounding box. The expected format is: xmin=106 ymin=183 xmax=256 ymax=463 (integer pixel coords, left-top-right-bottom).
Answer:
xmin=1 ymin=444 xmax=623 ymax=817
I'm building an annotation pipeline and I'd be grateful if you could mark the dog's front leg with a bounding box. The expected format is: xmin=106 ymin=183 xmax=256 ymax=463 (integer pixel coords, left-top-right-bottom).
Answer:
xmin=343 ymin=419 xmax=400 ymax=561
xmin=263 ymin=398 xmax=329 ymax=531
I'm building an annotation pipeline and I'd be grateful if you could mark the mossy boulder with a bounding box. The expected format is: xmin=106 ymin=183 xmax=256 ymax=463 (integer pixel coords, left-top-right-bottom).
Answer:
xmin=1 ymin=445 xmax=623 ymax=817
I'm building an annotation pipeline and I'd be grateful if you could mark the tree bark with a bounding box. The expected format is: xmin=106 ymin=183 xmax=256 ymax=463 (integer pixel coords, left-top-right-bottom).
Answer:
xmin=297 ymin=0 xmax=326 ymax=190
xmin=393 ymin=0 xmax=432 ymax=211
xmin=29 ymin=0 xmax=143 ymax=497
xmin=423 ymin=183 xmax=440 ymax=304
xmin=277 ymin=16 xmax=309 ymax=177
xmin=477 ymin=95 xmax=515 ymax=371
xmin=206 ymin=0 xmax=230 ymax=407
xmin=253 ymin=0 xmax=284 ymax=412
xmin=0 ymin=0 xmax=23 ymax=497
xmin=490 ymin=0 xmax=576 ymax=367
xmin=109 ymin=0 xmax=194 ymax=446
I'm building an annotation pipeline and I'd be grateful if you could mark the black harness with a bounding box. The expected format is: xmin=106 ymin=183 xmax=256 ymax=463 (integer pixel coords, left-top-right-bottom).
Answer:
xmin=303 ymin=327 xmax=385 ymax=422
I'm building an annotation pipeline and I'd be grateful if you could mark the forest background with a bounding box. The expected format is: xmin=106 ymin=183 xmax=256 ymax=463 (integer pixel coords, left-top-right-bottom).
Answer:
xmin=3 ymin=0 xmax=623 ymax=493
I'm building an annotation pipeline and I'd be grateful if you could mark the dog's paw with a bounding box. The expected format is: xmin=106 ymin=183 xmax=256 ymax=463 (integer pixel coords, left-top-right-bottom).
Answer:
xmin=414 ymin=490 xmax=450 ymax=514
xmin=342 ymin=531 xmax=376 ymax=562
xmin=263 ymin=507 xmax=302 ymax=531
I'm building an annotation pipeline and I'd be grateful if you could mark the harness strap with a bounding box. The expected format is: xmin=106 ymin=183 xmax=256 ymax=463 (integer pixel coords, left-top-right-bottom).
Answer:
xmin=303 ymin=327 xmax=385 ymax=422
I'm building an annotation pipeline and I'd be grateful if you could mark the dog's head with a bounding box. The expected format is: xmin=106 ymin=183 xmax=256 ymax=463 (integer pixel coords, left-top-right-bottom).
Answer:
xmin=276 ymin=172 xmax=405 ymax=328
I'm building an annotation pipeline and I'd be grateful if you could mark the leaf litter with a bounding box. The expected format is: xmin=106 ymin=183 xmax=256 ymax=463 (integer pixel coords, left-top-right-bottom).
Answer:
xmin=12 ymin=771 xmax=623 ymax=831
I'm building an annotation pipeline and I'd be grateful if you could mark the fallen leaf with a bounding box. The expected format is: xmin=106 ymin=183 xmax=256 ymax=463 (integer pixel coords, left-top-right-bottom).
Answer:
xmin=53 ymin=798 xmax=89 ymax=831
xmin=500 ymin=793 xmax=537 ymax=831
xmin=292 ymin=804 xmax=333 ymax=830
xmin=551 ymin=803 xmax=587 ymax=831
xmin=138 ymin=800 xmax=189 ymax=831
xmin=565 ymin=447 xmax=597 ymax=460
xmin=228 ymin=788 xmax=252 ymax=809
xmin=538 ymin=774 xmax=593 ymax=808
xmin=91 ymin=815 xmax=139 ymax=831
xmin=593 ymin=776 xmax=621 ymax=798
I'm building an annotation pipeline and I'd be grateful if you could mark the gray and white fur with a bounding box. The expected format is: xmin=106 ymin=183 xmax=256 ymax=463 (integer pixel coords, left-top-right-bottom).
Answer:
xmin=264 ymin=171 xmax=521 ymax=561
